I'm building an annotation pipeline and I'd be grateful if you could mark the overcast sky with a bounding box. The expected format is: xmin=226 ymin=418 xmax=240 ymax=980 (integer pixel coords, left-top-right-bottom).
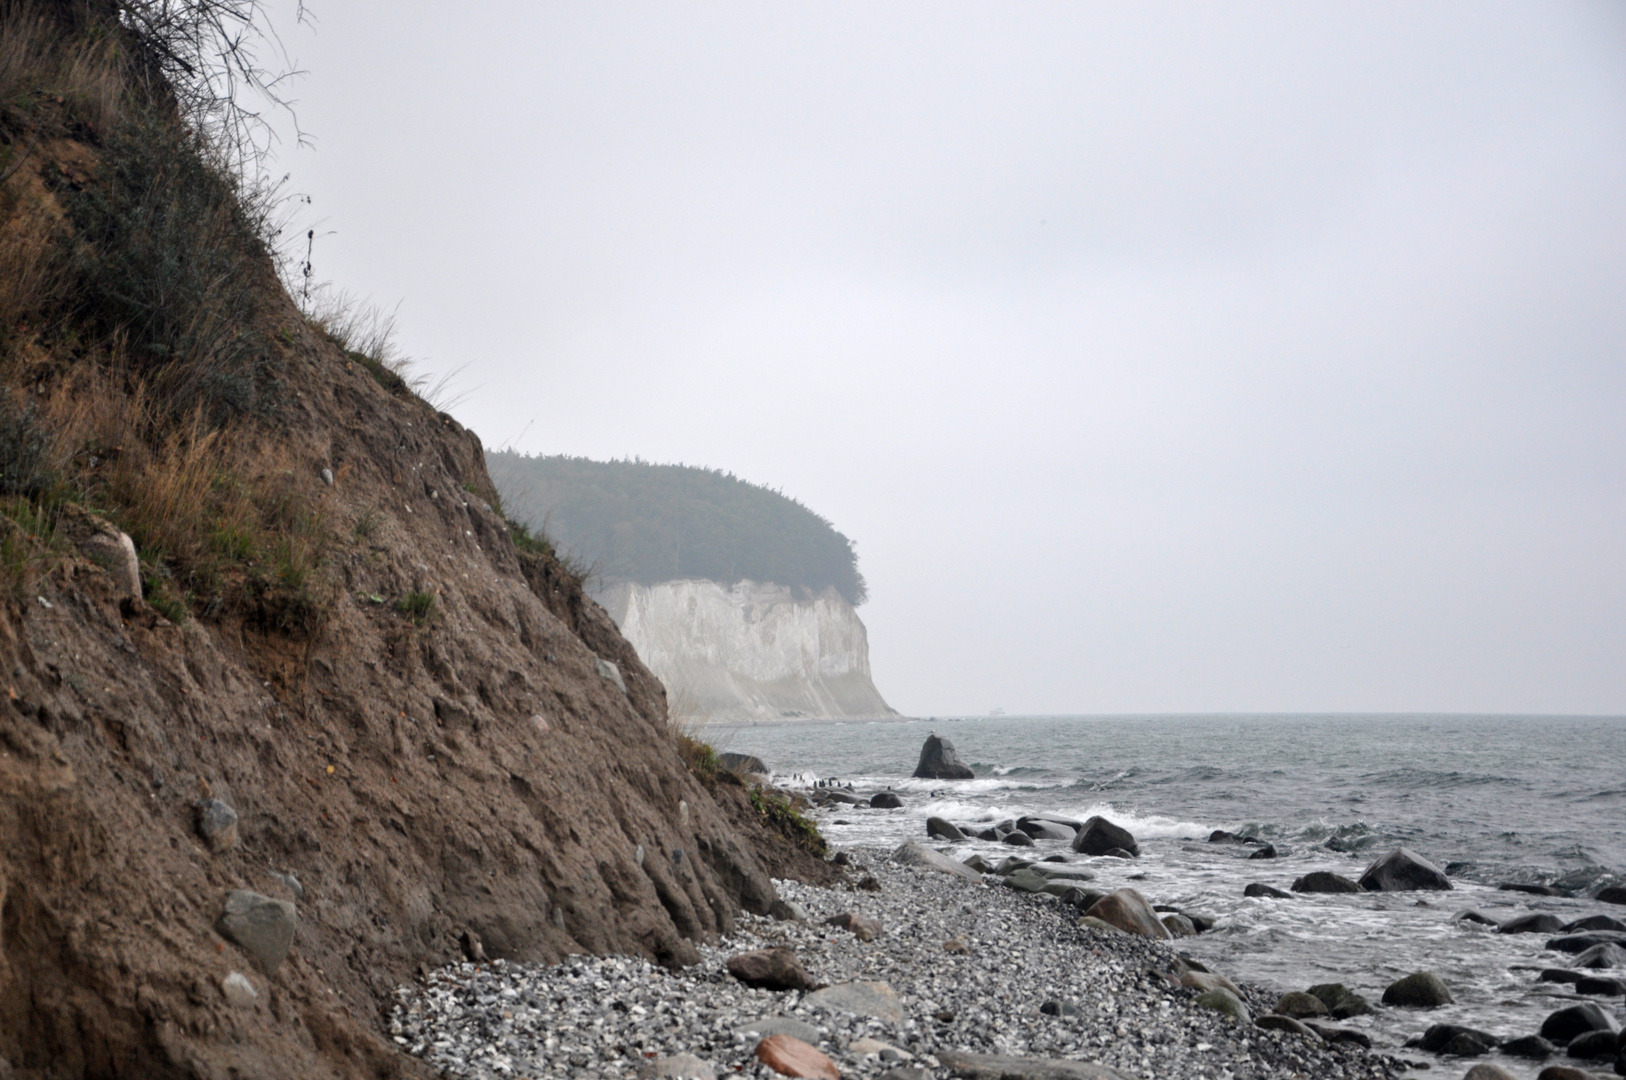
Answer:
xmin=264 ymin=1 xmax=1626 ymax=716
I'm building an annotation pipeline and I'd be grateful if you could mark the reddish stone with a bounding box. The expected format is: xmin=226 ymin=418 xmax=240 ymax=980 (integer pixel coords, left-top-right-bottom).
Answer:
xmin=755 ymin=1034 xmax=840 ymax=1080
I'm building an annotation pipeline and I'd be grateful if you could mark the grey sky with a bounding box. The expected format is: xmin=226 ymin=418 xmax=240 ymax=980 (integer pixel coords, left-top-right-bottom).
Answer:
xmin=265 ymin=2 xmax=1626 ymax=715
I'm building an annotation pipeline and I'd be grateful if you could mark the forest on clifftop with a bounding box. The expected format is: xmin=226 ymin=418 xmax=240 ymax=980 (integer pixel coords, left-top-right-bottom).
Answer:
xmin=489 ymin=452 xmax=869 ymax=606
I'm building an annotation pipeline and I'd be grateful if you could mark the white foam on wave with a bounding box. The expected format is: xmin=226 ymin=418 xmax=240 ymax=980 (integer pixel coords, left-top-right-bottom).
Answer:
xmin=1045 ymin=800 xmax=1213 ymax=840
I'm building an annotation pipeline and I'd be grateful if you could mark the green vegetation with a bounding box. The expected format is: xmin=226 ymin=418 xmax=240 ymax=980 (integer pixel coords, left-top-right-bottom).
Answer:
xmin=488 ymin=453 xmax=868 ymax=605
xmin=396 ymin=590 xmax=435 ymax=624
xmin=749 ymin=785 xmax=827 ymax=857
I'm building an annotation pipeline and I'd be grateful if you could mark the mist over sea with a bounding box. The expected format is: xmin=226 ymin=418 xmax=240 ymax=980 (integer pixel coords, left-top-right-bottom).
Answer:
xmin=719 ymin=714 xmax=1626 ymax=1066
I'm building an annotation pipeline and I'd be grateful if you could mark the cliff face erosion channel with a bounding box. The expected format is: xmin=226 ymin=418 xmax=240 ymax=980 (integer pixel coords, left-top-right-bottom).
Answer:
xmin=0 ymin=7 xmax=831 ymax=1077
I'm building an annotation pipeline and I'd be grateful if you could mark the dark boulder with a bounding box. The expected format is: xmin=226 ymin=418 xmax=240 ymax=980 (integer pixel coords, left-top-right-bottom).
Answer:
xmin=1274 ymin=991 xmax=1328 ymax=1019
xmin=1547 ymin=932 xmax=1626 ymax=955
xmin=1501 ymin=913 xmax=1568 ymax=935
xmin=913 ymin=734 xmax=974 ymax=780
xmin=1083 ymin=888 xmax=1172 ymax=939
xmin=1058 ymin=886 xmax=1105 ymax=910
xmin=1303 ymin=1021 xmax=1372 ymax=1048
xmin=726 ymin=948 xmax=816 ymax=991
xmin=869 ymin=792 xmax=903 ymax=809
xmin=1383 ymin=971 xmax=1453 ymax=1008
xmin=975 ymin=828 xmax=1000 ymax=841
xmin=1575 ymin=976 xmax=1626 ymax=996
xmin=1101 ymin=847 xmax=1134 ymax=859
xmin=1001 ymin=830 xmax=1035 ymax=847
xmin=1500 ymin=1035 xmax=1556 ymax=1059
xmin=1248 ymin=844 xmax=1279 ymax=860
xmin=1540 ymin=969 xmax=1586 ymax=984
xmin=1292 ymin=871 xmax=1363 ymax=894
xmin=1565 ymin=1029 xmax=1619 ymax=1059
xmin=1358 ymin=847 xmax=1453 ymax=891
xmin=1413 ymin=1023 xmax=1497 ymax=1054
xmin=1456 ymin=910 xmax=1500 ymax=926
xmin=1255 ymin=1014 xmax=1316 ymax=1039
xmin=1564 ymin=915 xmax=1626 ymax=934
xmin=1305 ymin=983 xmax=1374 ymax=1019
xmin=1209 ymin=830 xmax=1249 ymax=844
xmin=1538 ymin=1002 xmax=1617 ymax=1044
xmin=927 ymin=817 xmax=966 ymax=841
xmin=1244 ymin=882 xmax=1292 ymax=899
xmin=1596 ymin=884 xmax=1626 ymax=905
xmin=1070 ymin=816 xmax=1139 ymax=858
xmin=1501 ymin=882 xmax=1565 ymax=896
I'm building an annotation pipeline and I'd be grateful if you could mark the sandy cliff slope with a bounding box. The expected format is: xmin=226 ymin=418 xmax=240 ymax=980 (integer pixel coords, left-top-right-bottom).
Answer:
xmin=0 ymin=25 xmax=831 ymax=1078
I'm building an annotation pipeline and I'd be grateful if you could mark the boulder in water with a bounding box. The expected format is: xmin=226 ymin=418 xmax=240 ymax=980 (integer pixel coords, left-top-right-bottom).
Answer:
xmin=1305 ymin=983 xmax=1374 ymax=1019
xmin=1546 ymin=932 xmax=1626 ymax=955
xmin=1456 ymin=909 xmax=1500 ymax=926
xmin=1002 ymin=830 xmax=1035 ymax=847
xmin=1563 ymin=914 xmax=1626 ymax=934
xmin=868 ymin=792 xmax=903 ymax=809
xmin=1501 ymin=912 xmax=1568 ymax=935
xmin=1460 ymin=1067 xmax=1518 ymax=1080
xmin=926 ymin=817 xmax=966 ymax=841
xmin=1244 ymin=882 xmax=1292 ymax=899
xmin=1538 ymin=1002 xmax=1616 ymax=1043
xmin=1181 ymin=971 xmax=1243 ymax=996
xmin=1595 ymin=884 xmax=1626 ymax=905
xmin=1358 ymin=847 xmax=1453 ymax=891
xmin=1248 ymin=844 xmax=1279 ymax=860
xmin=1383 ymin=971 xmax=1453 ymax=1008
xmin=1563 ymin=1028 xmax=1618 ymax=1058
xmin=1412 ymin=1023 xmax=1495 ymax=1053
xmin=1160 ymin=914 xmax=1197 ymax=937
xmin=1574 ymin=975 xmax=1626 ymax=996
xmin=1291 ymin=871 xmax=1362 ymax=894
xmin=1302 ymin=1021 xmax=1371 ymax=1048
xmin=1571 ymin=942 xmax=1626 ymax=968
xmin=1499 ymin=1034 xmax=1556 ymax=1059
xmin=1017 ymin=817 xmax=1077 ymax=841
xmin=1274 ymin=991 xmax=1328 ymax=1018
xmin=1083 ymin=888 xmax=1171 ymax=939
xmin=1070 ymin=816 xmax=1139 ymax=858
xmin=1500 ymin=882 xmax=1564 ymax=896
xmin=912 ymin=734 xmax=974 ymax=780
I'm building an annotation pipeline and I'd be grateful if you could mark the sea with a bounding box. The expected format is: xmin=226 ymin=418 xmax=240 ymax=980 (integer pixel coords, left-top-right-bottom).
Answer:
xmin=716 ymin=713 xmax=1626 ymax=1071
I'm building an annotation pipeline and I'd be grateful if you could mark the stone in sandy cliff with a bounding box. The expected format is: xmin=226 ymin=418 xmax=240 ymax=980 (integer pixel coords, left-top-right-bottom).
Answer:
xmin=1070 ymin=816 xmax=1139 ymax=858
xmin=193 ymin=797 xmax=238 ymax=853
xmin=216 ymin=890 xmax=297 ymax=973
xmin=1358 ymin=847 xmax=1452 ymax=891
xmin=727 ymin=948 xmax=817 ymax=991
xmin=913 ymin=734 xmax=974 ymax=780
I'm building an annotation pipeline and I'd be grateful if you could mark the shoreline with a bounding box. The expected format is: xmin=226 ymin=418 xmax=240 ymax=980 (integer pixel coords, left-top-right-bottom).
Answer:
xmin=394 ymin=843 xmax=1423 ymax=1080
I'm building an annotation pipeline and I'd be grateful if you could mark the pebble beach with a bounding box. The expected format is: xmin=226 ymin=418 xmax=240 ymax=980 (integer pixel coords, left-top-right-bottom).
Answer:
xmin=392 ymin=844 xmax=1427 ymax=1080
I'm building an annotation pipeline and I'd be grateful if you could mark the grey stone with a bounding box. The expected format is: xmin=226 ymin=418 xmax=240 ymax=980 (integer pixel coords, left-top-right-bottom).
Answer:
xmin=803 ymin=981 xmax=904 ymax=1022
xmin=938 ymin=1050 xmax=1135 ymax=1080
xmin=1254 ymin=1014 xmax=1315 ymax=1038
xmin=193 ymin=798 xmax=238 ymax=853
xmin=1413 ymin=1023 xmax=1495 ymax=1054
xmin=1499 ymin=1035 xmax=1556 ymax=1059
xmin=1574 ymin=976 xmax=1626 ymax=995
xmin=215 ymin=890 xmax=297 ymax=972
xmin=1572 ymin=943 xmax=1626 ymax=968
xmin=927 ymin=817 xmax=966 ymax=841
xmin=220 ymin=971 xmax=256 ymax=1008
xmin=1562 ymin=914 xmax=1626 ymax=933
xmin=718 ymin=753 xmax=768 ymax=775
xmin=823 ymin=912 xmax=881 ymax=941
xmin=1455 ymin=909 xmax=1499 ymax=926
xmin=1274 ymin=991 xmax=1328 ymax=1018
xmin=892 ymin=842 xmax=983 ymax=882
xmin=1244 ymin=882 xmax=1292 ymax=899
xmin=595 ymin=657 xmax=627 ymax=694
xmin=1596 ymin=884 xmax=1626 ymax=905
xmin=652 ymin=1053 xmax=715 ymax=1080
xmin=733 ymin=1017 xmax=822 ymax=1045
xmin=769 ymin=899 xmax=808 ymax=923
xmin=1548 ymin=932 xmax=1626 ymax=955
xmin=1563 ymin=1029 xmax=1618 ymax=1059
xmin=727 ymin=948 xmax=816 ymax=991
xmin=1017 ymin=818 xmax=1076 ymax=842
xmin=1070 ymin=817 xmax=1139 ymax=858
xmin=1305 ymin=983 xmax=1374 ymax=1019
xmin=1160 ymin=914 xmax=1197 ymax=937
xmin=1459 ymin=1066 xmax=1518 ymax=1080
xmin=1248 ymin=844 xmax=1278 ymax=860
xmin=869 ymin=792 xmax=903 ymax=809
xmin=1358 ymin=847 xmax=1453 ymax=891
xmin=1195 ymin=988 xmax=1250 ymax=1024
xmin=1001 ymin=830 xmax=1035 ymax=847
xmin=1302 ymin=1021 xmax=1372 ymax=1048
xmin=1383 ymin=971 xmax=1453 ymax=1007
xmin=913 ymin=734 xmax=974 ymax=780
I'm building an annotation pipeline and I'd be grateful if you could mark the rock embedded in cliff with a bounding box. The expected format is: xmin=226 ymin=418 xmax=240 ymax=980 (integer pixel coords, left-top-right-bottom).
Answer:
xmin=215 ymin=890 xmax=297 ymax=972
xmin=595 ymin=657 xmax=628 ymax=694
xmin=193 ymin=798 xmax=239 ymax=853
xmin=1358 ymin=847 xmax=1453 ymax=891
xmin=220 ymin=971 xmax=257 ymax=1009
xmin=79 ymin=529 xmax=142 ymax=599
xmin=913 ymin=734 xmax=974 ymax=780
xmin=1070 ymin=816 xmax=1139 ymax=858
xmin=726 ymin=948 xmax=816 ymax=992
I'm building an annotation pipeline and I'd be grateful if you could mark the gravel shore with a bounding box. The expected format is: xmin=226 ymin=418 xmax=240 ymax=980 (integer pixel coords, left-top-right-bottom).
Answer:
xmin=393 ymin=846 xmax=1424 ymax=1080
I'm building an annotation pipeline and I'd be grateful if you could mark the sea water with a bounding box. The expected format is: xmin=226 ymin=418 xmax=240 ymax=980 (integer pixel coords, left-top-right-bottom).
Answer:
xmin=718 ymin=714 xmax=1626 ymax=1068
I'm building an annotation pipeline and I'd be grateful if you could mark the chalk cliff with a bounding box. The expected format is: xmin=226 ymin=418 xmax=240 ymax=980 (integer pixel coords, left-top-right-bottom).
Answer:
xmin=596 ymin=579 xmax=896 ymax=723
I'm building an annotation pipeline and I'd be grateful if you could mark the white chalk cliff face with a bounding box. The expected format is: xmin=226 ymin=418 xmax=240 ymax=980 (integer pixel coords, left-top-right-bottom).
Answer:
xmin=594 ymin=579 xmax=896 ymax=723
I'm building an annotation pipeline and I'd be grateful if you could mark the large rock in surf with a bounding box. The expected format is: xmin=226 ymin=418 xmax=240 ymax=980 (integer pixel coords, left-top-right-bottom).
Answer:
xmin=1017 ymin=817 xmax=1077 ymax=841
xmin=1291 ymin=871 xmax=1362 ymax=894
xmin=927 ymin=817 xmax=967 ymax=841
xmin=1244 ymin=882 xmax=1292 ymax=899
xmin=1596 ymin=884 xmax=1626 ymax=905
xmin=1563 ymin=914 xmax=1626 ymax=933
xmin=1357 ymin=847 xmax=1452 ymax=891
xmin=1500 ymin=912 xmax=1567 ymax=934
xmin=1412 ymin=1023 xmax=1495 ymax=1053
xmin=913 ymin=734 xmax=974 ymax=779
xmin=868 ymin=792 xmax=903 ymax=809
xmin=1083 ymin=888 xmax=1171 ymax=939
xmin=1070 ymin=816 xmax=1140 ymax=858
xmin=1306 ymin=983 xmax=1374 ymax=1019
xmin=1570 ymin=942 xmax=1626 ymax=968
xmin=1537 ymin=1002 xmax=1617 ymax=1043
xmin=1562 ymin=1029 xmax=1619 ymax=1058
xmin=1546 ymin=932 xmax=1626 ymax=955
xmin=1383 ymin=971 xmax=1453 ymax=1008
